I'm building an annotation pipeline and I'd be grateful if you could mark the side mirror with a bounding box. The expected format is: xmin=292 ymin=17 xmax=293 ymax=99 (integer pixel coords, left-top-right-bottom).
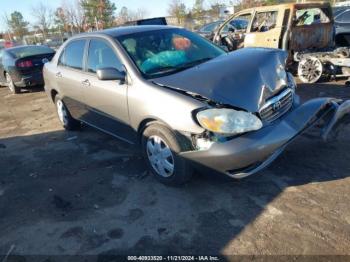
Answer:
xmin=97 ymin=67 xmax=126 ymax=81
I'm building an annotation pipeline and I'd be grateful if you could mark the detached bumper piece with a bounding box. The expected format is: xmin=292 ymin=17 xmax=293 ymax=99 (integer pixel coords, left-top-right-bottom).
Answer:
xmin=181 ymin=98 xmax=350 ymax=179
xmin=322 ymin=100 xmax=350 ymax=142
xmin=14 ymin=72 xmax=44 ymax=88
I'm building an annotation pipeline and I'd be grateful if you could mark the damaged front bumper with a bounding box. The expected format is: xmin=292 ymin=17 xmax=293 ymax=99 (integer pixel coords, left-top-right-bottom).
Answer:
xmin=180 ymin=98 xmax=350 ymax=179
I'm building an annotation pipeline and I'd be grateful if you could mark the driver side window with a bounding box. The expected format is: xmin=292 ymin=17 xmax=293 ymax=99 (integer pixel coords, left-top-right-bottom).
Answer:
xmin=224 ymin=14 xmax=252 ymax=33
xmin=87 ymin=39 xmax=123 ymax=74
xmin=251 ymin=11 xmax=278 ymax=32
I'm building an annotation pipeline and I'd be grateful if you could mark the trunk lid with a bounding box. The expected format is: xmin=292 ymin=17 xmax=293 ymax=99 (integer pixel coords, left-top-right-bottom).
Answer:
xmin=16 ymin=53 xmax=55 ymax=73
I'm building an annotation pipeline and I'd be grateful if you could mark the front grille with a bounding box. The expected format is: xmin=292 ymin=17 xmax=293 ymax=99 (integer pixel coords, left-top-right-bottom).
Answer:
xmin=259 ymin=88 xmax=294 ymax=123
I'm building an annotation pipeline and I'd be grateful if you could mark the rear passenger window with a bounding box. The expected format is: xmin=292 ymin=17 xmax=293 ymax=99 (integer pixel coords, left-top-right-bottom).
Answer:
xmin=87 ymin=39 xmax=123 ymax=73
xmin=295 ymin=8 xmax=331 ymax=26
xmin=59 ymin=40 xmax=86 ymax=70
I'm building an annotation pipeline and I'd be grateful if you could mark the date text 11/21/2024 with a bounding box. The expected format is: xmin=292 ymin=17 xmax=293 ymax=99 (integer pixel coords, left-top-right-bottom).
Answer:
xmin=127 ymin=256 xmax=221 ymax=261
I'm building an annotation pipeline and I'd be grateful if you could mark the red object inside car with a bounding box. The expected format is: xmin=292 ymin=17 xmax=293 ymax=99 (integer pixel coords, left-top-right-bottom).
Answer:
xmin=172 ymin=37 xmax=192 ymax=50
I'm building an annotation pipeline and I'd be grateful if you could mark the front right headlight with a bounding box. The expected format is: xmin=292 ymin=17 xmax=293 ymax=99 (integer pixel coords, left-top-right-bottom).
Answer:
xmin=196 ymin=108 xmax=263 ymax=135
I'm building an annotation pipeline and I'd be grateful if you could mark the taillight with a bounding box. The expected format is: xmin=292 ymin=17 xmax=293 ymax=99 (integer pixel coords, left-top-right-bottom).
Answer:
xmin=17 ymin=60 xmax=33 ymax=68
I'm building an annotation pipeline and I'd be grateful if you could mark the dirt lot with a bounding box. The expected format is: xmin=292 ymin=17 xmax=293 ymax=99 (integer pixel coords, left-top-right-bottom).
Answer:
xmin=0 ymin=81 xmax=350 ymax=259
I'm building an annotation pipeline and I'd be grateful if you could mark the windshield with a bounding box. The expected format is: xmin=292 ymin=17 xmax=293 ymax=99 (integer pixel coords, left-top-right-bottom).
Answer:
xmin=8 ymin=46 xmax=54 ymax=59
xmin=116 ymin=28 xmax=226 ymax=78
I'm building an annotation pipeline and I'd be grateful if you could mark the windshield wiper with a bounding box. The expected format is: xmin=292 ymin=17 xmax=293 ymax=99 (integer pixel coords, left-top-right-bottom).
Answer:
xmin=178 ymin=57 xmax=213 ymax=70
xmin=146 ymin=66 xmax=179 ymax=76
xmin=146 ymin=57 xmax=213 ymax=77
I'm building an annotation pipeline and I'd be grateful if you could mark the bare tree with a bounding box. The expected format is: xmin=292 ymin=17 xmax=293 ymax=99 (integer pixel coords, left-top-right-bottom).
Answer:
xmin=129 ymin=8 xmax=149 ymax=21
xmin=168 ymin=0 xmax=187 ymax=24
xmin=234 ymin=0 xmax=263 ymax=10
xmin=116 ymin=6 xmax=129 ymax=24
xmin=64 ymin=0 xmax=85 ymax=33
xmin=31 ymin=2 xmax=53 ymax=40
xmin=115 ymin=6 xmax=149 ymax=25
xmin=2 ymin=13 xmax=13 ymax=41
xmin=208 ymin=0 xmax=227 ymax=19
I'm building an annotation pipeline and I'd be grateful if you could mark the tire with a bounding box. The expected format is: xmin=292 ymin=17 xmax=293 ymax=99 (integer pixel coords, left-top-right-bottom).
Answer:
xmin=54 ymin=95 xmax=80 ymax=130
xmin=6 ymin=73 xmax=21 ymax=94
xmin=141 ymin=124 xmax=193 ymax=186
xmin=297 ymin=57 xmax=323 ymax=84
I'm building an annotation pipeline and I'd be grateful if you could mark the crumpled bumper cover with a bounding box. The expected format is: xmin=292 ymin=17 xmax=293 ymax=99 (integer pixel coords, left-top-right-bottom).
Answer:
xmin=180 ymin=97 xmax=350 ymax=179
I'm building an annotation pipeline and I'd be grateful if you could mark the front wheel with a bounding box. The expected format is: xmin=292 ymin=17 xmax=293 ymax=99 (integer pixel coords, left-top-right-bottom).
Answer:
xmin=54 ymin=95 xmax=80 ymax=130
xmin=142 ymin=124 xmax=193 ymax=186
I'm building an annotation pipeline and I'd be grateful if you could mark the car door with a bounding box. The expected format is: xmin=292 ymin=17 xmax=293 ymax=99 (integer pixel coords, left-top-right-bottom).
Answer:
xmin=214 ymin=12 xmax=253 ymax=50
xmin=81 ymin=38 xmax=135 ymax=143
xmin=55 ymin=39 xmax=88 ymax=120
xmin=244 ymin=9 xmax=282 ymax=49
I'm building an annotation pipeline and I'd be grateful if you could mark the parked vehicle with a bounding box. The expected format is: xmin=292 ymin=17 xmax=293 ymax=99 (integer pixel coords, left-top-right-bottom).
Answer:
xmin=123 ymin=17 xmax=167 ymax=26
xmin=197 ymin=21 xmax=224 ymax=40
xmin=0 ymin=45 xmax=55 ymax=93
xmin=213 ymin=2 xmax=350 ymax=84
xmin=43 ymin=26 xmax=350 ymax=186
xmin=334 ymin=8 xmax=350 ymax=46
xmin=197 ymin=19 xmax=249 ymax=41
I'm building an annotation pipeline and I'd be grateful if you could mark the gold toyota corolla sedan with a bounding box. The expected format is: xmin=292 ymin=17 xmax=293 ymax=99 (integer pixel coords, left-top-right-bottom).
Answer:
xmin=43 ymin=25 xmax=350 ymax=186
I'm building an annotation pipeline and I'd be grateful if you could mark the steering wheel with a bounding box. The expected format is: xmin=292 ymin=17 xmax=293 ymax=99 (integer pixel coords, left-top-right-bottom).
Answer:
xmin=222 ymin=31 xmax=237 ymax=51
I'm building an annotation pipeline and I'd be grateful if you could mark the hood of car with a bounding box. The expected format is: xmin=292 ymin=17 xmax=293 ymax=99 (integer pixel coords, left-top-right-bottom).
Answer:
xmin=152 ymin=48 xmax=289 ymax=113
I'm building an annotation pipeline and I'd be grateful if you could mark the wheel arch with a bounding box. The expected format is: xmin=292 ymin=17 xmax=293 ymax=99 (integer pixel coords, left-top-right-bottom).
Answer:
xmin=136 ymin=118 xmax=172 ymax=144
xmin=50 ymin=89 xmax=59 ymax=102
xmin=136 ymin=117 xmax=194 ymax=151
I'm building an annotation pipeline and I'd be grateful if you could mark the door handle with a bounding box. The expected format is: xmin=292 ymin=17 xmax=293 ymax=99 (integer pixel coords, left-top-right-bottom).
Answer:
xmin=81 ymin=79 xmax=90 ymax=86
xmin=55 ymin=72 xmax=62 ymax=78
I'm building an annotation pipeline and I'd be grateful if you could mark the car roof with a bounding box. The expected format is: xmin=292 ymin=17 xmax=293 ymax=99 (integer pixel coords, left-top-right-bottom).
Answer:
xmin=5 ymin=45 xmax=52 ymax=52
xmin=239 ymin=2 xmax=331 ymax=13
xmin=77 ymin=25 xmax=179 ymax=39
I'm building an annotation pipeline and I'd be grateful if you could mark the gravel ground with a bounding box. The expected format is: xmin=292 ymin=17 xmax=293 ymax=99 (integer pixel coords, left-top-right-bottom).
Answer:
xmin=0 ymin=81 xmax=349 ymax=259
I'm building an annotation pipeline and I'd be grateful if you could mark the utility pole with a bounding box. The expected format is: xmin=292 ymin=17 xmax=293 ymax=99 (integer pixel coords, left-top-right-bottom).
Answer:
xmin=95 ymin=16 xmax=99 ymax=31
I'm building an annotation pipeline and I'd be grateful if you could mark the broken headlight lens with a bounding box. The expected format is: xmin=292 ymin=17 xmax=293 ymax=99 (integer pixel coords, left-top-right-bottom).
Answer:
xmin=196 ymin=108 xmax=263 ymax=135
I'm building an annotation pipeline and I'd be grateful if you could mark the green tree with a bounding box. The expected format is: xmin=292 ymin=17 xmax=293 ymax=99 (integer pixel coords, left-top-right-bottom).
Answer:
xmin=7 ymin=11 xmax=29 ymax=40
xmin=80 ymin=0 xmax=116 ymax=30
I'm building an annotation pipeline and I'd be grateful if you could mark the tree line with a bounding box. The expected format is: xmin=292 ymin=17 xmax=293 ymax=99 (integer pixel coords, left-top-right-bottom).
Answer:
xmin=3 ymin=0 xmax=336 ymax=41
xmin=167 ymin=0 xmax=299 ymax=24
xmin=167 ymin=0 xmax=339 ymax=24
xmin=3 ymin=0 xmax=149 ymax=41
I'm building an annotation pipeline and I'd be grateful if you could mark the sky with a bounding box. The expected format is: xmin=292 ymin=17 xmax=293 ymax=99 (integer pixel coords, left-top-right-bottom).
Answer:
xmin=0 ymin=0 xmax=200 ymax=32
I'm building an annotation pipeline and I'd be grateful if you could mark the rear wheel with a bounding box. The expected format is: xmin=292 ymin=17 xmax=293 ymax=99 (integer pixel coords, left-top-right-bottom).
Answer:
xmin=54 ymin=95 xmax=80 ymax=130
xmin=142 ymin=124 xmax=193 ymax=186
xmin=298 ymin=57 xmax=323 ymax=84
xmin=6 ymin=73 xmax=21 ymax=94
